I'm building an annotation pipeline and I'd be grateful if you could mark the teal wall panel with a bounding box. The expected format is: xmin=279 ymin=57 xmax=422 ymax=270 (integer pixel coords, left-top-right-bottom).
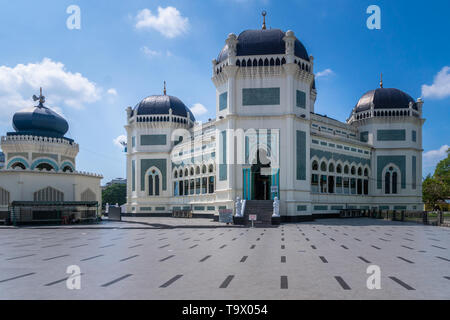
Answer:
xmin=314 ymin=205 xmax=328 ymax=211
xmin=412 ymin=130 xmax=417 ymax=142
xmin=219 ymin=131 xmax=227 ymax=181
xmin=360 ymin=131 xmax=369 ymax=143
xmin=412 ymin=156 xmax=417 ymax=189
xmin=376 ymin=155 xmax=406 ymax=189
xmin=296 ymin=130 xmax=306 ymax=180
xmin=219 ymin=92 xmax=228 ymax=111
xmin=242 ymin=88 xmax=280 ymax=106
xmin=132 ymin=160 xmax=136 ymax=191
xmin=296 ymin=90 xmax=306 ymax=109
xmin=297 ymin=205 xmax=307 ymax=211
xmin=141 ymin=134 xmax=166 ymax=146
xmin=140 ymin=159 xmax=167 ymax=191
xmin=377 ymin=130 xmax=406 ymax=141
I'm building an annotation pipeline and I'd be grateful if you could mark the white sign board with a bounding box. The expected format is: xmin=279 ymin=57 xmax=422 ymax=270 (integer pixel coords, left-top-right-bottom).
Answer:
xmin=249 ymin=214 xmax=257 ymax=221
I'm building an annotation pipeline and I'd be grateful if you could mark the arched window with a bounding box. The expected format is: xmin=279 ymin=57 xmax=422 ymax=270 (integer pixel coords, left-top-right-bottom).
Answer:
xmin=202 ymin=165 xmax=207 ymax=174
xmin=336 ymin=164 xmax=342 ymax=174
xmin=236 ymin=60 xmax=240 ymax=67
xmin=190 ymin=167 xmax=194 ymax=176
xmin=208 ymin=164 xmax=214 ymax=173
xmin=385 ymin=172 xmax=391 ymax=194
xmin=344 ymin=165 xmax=349 ymax=174
xmin=270 ymin=58 xmax=275 ymax=66
xmin=11 ymin=162 xmax=26 ymax=170
xmin=329 ymin=163 xmax=335 ymax=173
xmin=264 ymin=58 xmax=269 ymax=66
xmin=312 ymin=160 xmax=318 ymax=171
xmin=147 ymin=168 xmax=161 ymax=196
xmin=242 ymin=60 xmax=246 ymax=67
xmin=392 ymin=172 xmax=398 ymax=194
xmin=364 ymin=168 xmax=369 ymax=177
xmin=174 ymin=171 xmax=178 ymax=178
xmin=184 ymin=168 xmax=189 ymax=177
xmin=179 ymin=169 xmax=183 ymax=178
xmin=351 ymin=166 xmax=356 ymax=175
xmin=320 ymin=162 xmax=327 ymax=172
xmin=358 ymin=167 xmax=362 ymax=176
xmin=253 ymin=59 xmax=257 ymax=67
xmin=275 ymin=58 xmax=280 ymax=66
xmin=195 ymin=166 xmax=200 ymax=175
xmin=62 ymin=166 xmax=73 ymax=173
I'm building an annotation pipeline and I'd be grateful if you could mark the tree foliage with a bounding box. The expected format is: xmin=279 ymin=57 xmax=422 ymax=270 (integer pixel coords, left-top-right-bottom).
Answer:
xmin=423 ymin=148 xmax=450 ymax=210
xmin=102 ymin=184 xmax=126 ymax=207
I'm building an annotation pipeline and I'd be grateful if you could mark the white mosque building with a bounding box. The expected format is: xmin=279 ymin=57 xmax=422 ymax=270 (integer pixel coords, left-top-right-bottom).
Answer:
xmin=124 ymin=18 xmax=424 ymax=222
xmin=0 ymin=89 xmax=102 ymax=224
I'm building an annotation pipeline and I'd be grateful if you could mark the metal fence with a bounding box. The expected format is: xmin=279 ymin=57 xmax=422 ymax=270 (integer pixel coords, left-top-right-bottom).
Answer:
xmin=339 ymin=209 xmax=450 ymax=227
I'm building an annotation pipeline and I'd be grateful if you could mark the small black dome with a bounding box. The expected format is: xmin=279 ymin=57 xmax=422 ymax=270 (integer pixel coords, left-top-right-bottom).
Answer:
xmin=12 ymin=105 xmax=69 ymax=138
xmin=217 ymin=29 xmax=309 ymax=63
xmin=354 ymin=88 xmax=417 ymax=113
xmin=133 ymin=95 xmax=195 ymax=120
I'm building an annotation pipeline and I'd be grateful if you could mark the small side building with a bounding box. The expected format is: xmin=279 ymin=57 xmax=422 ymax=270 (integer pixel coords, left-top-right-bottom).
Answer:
xmin=0 ymin=89 xmax=102 ymax=224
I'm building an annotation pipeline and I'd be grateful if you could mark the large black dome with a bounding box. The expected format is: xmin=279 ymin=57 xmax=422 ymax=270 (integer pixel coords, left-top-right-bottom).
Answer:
xmin=133 ymin=95 xmax=195 ymax=120
xmin=354 ymin=88 xmax=417 ymax=113
xmin=217 ymin=29 xmax=309 ymax=63
xmin=12 ymin=105 xmax=69 ymax=138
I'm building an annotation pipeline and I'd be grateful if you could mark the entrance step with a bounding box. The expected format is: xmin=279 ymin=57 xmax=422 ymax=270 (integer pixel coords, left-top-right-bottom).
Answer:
xmin=243 ymin=200 xmax=274 ymax=226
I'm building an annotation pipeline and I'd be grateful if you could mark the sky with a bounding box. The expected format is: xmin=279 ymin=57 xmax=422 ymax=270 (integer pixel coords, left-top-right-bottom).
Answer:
xmin=0 ymin=0 xmax=448 ymax=184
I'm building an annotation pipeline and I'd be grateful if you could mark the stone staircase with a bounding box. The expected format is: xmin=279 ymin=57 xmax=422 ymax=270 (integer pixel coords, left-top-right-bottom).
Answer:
xmin=243 ymin=200 xmax=273 ymax=226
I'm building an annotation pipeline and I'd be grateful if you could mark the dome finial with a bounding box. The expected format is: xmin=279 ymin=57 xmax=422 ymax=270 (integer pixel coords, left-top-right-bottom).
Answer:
xmin=32 ymin=87 xmax=46 ymax=107
xmin=163 ymin=81 xmax=167 ymax=95
xmin=261 ymin=11 xmax=267 ymax=30
xmin=380 ymin=73 xmax=383 ymax=88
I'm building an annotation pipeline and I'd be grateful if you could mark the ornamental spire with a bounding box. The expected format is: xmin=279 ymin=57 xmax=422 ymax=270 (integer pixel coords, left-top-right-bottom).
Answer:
xmin=262 ymin=11 xmax=267 ymax=30
xmin=32 ymin=87 xmax=46 ymax=107
xmin=380 ymin=73 xmax=383 ymax=88
xmin=163 ymin=81 xmax=167 ymax=95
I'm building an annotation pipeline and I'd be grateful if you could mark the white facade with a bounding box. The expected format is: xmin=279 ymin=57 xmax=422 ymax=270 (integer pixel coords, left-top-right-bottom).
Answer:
xmin=125 ymin=28 xmax=424 ymax=220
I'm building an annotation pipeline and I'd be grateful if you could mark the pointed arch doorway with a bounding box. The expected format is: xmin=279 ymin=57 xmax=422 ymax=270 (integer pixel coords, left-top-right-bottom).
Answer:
xmin=243 ymin=149 xmax=279 ymax=200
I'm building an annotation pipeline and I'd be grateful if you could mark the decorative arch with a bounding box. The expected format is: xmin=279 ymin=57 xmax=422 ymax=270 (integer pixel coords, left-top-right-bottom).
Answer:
xmin=81 ymin=188 xmax=96 ymax=201
xmin=60 ymin=161 xmax=75 ymax=173
xmin=7 ymin=157 xmax=29 ymax=170
xmin=31 ymin=158 xmax=59 ymax=172
xmin=0 ymin=187 xmax=10 ymax=206
xmin=34 ymin=186 xmax=64 ymax=202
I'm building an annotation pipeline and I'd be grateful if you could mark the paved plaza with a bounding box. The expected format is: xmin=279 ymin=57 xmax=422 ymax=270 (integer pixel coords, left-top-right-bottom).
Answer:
xmin=0 ymin=218 xmax=449 ymax=300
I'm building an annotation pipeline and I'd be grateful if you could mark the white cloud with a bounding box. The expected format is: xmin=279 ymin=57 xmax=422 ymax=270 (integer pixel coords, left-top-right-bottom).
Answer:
xmin=135 ymin=7 xmax=189 ymax=38
xmin=190 ymin=103 xmax=208 ymax=117
xmin=0 ymin=58 xmax=101 ymax=123
xmin=113 ymin=135 xmax=127 ymax=148
xmin=141 ymin=46 xmax=162 ymax=58
xmin=107 ymin=88 xmax=117 ymax=96
xmin=316 ymin=69 xmax=334 ymax=78
xmin=423 ymin=145 xmax=449 ymax=169
xmin=421 ymin=66 xmax=450 ymax=99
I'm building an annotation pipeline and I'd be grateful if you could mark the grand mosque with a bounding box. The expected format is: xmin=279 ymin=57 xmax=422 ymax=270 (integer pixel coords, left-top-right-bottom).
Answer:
xmin=123 ymin=18 xmax=425 ymax=221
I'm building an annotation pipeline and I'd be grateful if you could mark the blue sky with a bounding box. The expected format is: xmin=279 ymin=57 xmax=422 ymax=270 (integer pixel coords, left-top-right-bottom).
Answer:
xmin=0 ymin=0 xmax=448 ymax=183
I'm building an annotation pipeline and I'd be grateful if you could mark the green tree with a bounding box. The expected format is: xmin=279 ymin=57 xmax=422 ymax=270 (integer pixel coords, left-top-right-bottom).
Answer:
xmin=422 ymin=175 xmax=447 ymax=210
xmin=434 ymin=148 xmax=450 ymax=185
xmin=102 ymin=184 xmax=126 ymax=208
